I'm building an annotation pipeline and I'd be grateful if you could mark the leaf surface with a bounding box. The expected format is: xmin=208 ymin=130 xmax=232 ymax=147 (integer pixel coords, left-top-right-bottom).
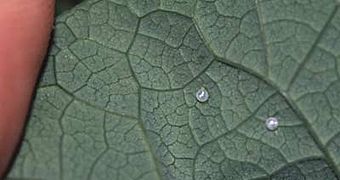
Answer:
xmin=8 ymin=0 xmax=340 ymax=179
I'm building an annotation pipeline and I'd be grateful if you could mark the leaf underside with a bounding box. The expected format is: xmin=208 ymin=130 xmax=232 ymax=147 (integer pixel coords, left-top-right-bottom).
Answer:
xmin=8 ymin=0 xmax=340 ymax=179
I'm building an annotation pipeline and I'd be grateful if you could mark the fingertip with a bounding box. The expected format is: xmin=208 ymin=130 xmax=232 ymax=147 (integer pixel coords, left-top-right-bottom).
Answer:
xmin=0 ymin=0 xmax=55 ymax=177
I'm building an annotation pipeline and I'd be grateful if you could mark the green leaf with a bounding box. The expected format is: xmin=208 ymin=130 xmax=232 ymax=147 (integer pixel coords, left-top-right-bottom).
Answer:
xmin=56 ymin=0 xmax=84 ymax=15
xmin=8 ymin=0 xmax=340 ymax=179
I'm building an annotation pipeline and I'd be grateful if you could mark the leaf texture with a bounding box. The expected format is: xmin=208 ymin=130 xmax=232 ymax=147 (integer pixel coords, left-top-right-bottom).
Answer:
xmin=8 ymin=0 xmax=340 ymax=179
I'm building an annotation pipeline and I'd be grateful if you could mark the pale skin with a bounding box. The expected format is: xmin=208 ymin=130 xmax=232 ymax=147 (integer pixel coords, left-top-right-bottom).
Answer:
xmin=0 ymin=0 xmax=55 ymax=177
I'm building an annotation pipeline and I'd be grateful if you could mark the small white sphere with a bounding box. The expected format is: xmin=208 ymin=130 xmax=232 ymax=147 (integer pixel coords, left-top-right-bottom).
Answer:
xmin=196 ymin=87 xmax=209 ymax=103
xmin=265 ymin=117 xmax=279 ymax=131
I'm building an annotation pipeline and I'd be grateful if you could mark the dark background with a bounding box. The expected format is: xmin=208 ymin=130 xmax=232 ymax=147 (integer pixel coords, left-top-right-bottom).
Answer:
xmin=56 ymin=0 xmax=84 ymax=15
